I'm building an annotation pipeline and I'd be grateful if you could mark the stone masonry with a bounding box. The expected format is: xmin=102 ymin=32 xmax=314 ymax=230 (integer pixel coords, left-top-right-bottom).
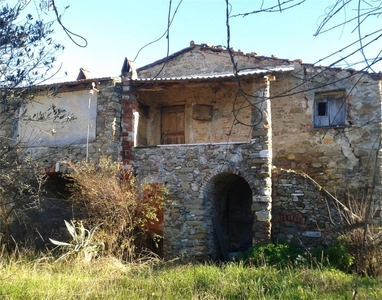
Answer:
xmin=121 ymin=61 xmax=275 ymax=259
xmin=133 ymin=141 xmax=271 ymax=259
xmin=119 ymin=43 xmax=382 ymax=259
xmin=272 ymin=169 xmax=343 ymax=248
xmin=17 ymin=78 xmax=122 ymax=169
xmin=271 ymin=66 xmax=382 ymax=221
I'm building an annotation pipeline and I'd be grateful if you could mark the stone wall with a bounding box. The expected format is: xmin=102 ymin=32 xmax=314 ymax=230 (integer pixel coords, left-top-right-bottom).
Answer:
xmin=270 ymin=66 xmax=382 ymax=224
xmin=133 ymin=140 xmax=272 ymax=260
xmin=272 ymin=169 xmax=343 ymax=248
xmin=17 ymin=78 xmax=122 ymax=169
xmin=5 ymin=43 xmax=382 ymax=257
xmin=0 ymin=78 xmax=122 ymax=248
xmin=122 ymin=66 xmax=274 ymax=259
xmin=137 ymin=43 xmax=293 ymax=79
xmin=136 ymin=44 xmax=382 ymax=225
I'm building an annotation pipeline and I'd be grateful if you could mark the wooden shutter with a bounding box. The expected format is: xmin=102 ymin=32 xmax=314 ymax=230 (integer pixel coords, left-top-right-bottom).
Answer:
xmin=328 ymin=97 xmax=345 ymax=126
xmin=314 ymin=99 xmax=329 ymax=127
xmin=161 ymin=105 xmax=185 ymax=144
xmin=314 ymin=91 xmax=346 ymax=128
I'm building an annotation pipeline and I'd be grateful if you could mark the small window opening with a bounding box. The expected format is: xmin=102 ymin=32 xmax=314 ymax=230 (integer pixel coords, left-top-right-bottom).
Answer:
xmin=314 ymin=90 xmax=346 ymax=128
xmin=317 ymin=102 xmax=327 ymax=116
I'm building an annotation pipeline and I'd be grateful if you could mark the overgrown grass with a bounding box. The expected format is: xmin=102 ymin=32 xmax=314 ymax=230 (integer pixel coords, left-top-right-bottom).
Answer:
xmin=1 ymin=256 xmax=381 ymax=299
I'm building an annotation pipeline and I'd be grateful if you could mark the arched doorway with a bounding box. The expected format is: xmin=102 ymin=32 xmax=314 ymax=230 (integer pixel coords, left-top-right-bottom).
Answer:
xmin=204 ymin=172 xmax=254 ymax=259
xmin=226 ymin=178 xmax=254 ymax=251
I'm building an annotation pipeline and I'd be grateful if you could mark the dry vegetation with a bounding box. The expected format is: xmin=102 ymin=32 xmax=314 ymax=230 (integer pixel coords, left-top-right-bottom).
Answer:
xmin=64 ymin=158 xmax=165 ymax=261
xmin=336 ymin=190 xmax=382 ymax=277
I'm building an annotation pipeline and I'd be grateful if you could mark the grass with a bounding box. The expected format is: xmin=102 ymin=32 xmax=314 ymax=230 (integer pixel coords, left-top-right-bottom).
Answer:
xmin=0 ymin=255 xmax=381 ymax=299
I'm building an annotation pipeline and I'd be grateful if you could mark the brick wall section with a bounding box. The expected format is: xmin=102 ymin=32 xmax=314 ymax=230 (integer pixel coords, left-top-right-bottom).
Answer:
xmin=121 ymin=76 xmax=137 ymax=166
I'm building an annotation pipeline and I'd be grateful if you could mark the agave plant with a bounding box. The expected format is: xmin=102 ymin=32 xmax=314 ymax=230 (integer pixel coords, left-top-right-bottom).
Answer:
xmin=49 ymin=220 xmax=104 ymax=262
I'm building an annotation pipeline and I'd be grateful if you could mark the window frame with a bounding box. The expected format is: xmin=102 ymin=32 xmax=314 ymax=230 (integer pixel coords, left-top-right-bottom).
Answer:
xmin=313 ymin=90 xmax=346 ymax=128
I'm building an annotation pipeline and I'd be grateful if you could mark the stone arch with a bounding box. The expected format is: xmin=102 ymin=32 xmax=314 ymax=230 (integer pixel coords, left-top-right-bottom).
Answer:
xmin=200 ymin=167 xmax=255 ymax=199
xmin=201 ymin=171 xmax=254 ymax=259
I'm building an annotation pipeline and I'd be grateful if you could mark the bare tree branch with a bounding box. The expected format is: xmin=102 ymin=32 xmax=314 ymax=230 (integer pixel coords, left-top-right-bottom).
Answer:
xmin=230 ymin=0 xmax=306 ymax=18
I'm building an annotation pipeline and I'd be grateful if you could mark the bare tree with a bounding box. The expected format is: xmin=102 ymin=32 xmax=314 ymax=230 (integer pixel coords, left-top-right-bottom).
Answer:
xmin=229 ymin=0 xmax=382 ymax=72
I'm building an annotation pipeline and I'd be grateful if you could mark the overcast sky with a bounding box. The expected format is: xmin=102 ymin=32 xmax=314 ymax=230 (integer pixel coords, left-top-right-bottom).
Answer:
xmin=17 ymin=0 xmax=382 ymax=82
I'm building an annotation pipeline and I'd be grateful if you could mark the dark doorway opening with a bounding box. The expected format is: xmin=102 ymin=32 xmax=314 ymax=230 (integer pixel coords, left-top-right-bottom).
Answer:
xmin=207 ymin=173 xmax=254 ymax=260
xmin=226 ymin=179 xmax=254 ymax=252
xmin=10 ymin=172 xmax=73 ymax=250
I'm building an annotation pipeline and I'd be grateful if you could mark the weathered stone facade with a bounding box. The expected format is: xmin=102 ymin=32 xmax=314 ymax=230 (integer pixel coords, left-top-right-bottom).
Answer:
xmin=15 ymin=78 xmax=122 ymax=168
xmin=271 ymin=66 xmax=382 ymax=215
xmin=1 ymin=77 xmax=122 ymax=247
xmin=134 ymin=141 xmax=272 ymax=259
xmin=120 ymin=43 xmax=382 ymax=259
xmin=3 ymin=42 xmax=382 ymax=260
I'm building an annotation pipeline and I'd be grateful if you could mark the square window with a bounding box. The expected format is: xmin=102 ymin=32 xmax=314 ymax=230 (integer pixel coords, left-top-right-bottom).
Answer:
xmin=314 ymin=90 xmax=346 ymax=128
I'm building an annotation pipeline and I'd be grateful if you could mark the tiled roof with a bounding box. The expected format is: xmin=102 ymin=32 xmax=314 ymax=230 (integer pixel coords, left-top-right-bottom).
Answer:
xmin=34 ymin=77 xmax=119 ymax=89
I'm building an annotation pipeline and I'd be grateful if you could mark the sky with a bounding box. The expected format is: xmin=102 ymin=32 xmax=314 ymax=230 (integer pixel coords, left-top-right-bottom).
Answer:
xmin=15 ymin=0 xmax=382 ymax=82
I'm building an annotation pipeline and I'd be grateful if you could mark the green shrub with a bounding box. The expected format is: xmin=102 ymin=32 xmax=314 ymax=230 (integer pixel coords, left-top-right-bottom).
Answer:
xmin=311 ymin=238 xmax=354 ymax=272
xmin=238 ymin=241 xmax=305 ymax=267
xmin=239 ymin=239 xmax=355 ymax=273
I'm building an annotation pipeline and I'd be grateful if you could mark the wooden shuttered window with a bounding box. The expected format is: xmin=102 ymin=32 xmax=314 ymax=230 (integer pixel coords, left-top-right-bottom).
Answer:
xmin=314 ymin=90 xmax=346 ymax=128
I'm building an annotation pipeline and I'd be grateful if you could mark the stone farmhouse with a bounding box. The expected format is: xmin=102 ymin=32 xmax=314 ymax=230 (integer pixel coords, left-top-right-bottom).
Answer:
xmin=3 ymin=42 xmax=382 ymax=260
